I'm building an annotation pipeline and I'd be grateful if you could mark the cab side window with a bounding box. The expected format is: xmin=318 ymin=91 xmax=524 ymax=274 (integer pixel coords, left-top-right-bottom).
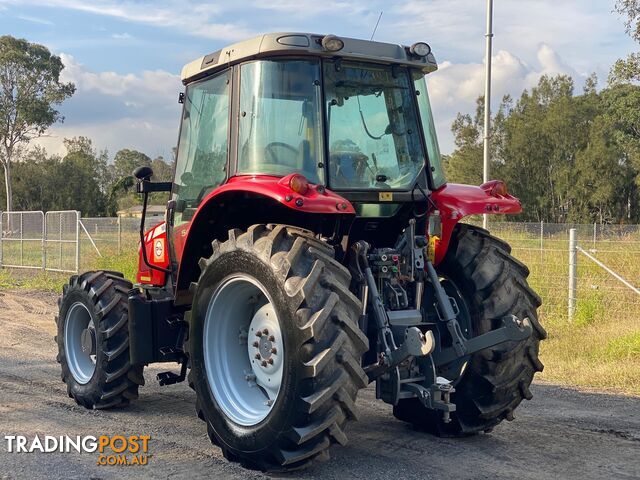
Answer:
xmin=173 ymin=70 xmax=230 ymax=226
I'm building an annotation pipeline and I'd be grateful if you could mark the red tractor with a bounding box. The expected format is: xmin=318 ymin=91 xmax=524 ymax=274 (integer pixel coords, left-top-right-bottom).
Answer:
xmin=56 ymin=33 xmax=546 ymax=471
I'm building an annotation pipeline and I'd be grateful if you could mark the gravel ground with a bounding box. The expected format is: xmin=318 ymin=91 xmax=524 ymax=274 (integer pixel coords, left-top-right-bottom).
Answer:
xmin=0 ymin=289 xmax=638 ymax=480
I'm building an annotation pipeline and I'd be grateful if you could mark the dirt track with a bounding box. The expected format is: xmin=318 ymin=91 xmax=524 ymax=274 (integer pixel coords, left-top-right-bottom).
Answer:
xmin=0 ymin=289 xmax=638 ymax=480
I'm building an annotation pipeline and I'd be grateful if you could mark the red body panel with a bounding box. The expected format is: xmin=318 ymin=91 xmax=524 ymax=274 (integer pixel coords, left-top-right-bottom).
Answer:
xmin=136 ymin=175 xmax=521 ymax=286
xmin=137 ymin=221 xmax=170 ymax=286
xmin=172 ymin=174 xmax=355 ymax=262
xmin=430 ymin=182 xmax=522 ymax=264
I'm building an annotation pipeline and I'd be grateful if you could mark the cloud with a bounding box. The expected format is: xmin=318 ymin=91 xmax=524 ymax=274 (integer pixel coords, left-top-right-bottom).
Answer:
xmin=16 ymin=14 xmax=53 ymax=25
xmin=111 ymin=33 xmax=132 ymax=40
xmin=1 ymin=0 xmax=256 ymax=41
xmin=250 ymin=0 xmax=370 ymax=17
xmin=426 ymin=44 xmax=582 ymax=152
xmin=34 ymin=54 xmax=182 ymax=159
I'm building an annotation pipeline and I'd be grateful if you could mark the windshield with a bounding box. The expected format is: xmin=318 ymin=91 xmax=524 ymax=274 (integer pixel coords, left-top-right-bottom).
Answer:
xmin=237 ymin=59 xmax=324 ymax=183
xmin=324 ymin=61 xmax=425 ymax=190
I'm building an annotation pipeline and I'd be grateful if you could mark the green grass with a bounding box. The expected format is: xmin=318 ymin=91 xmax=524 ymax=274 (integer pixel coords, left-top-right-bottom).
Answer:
xmin=0 ymin=241 xmax=138 ymax=293
xmin=604 ymin=332 xmax=640 ymax=360
xmin=93 ymin=250 xmax=138 ymax=281
xmin=0 ymin=268 xmax=69 ymax=292
xmin=574 ymin=292 xmax=607 ymax=327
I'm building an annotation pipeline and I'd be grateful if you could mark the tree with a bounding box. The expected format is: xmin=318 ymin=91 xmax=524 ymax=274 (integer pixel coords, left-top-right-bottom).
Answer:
xmin=150 ymin=155 xmax=173 ymax=181
xmin=572 ymin=118 xmax=629 ymax=223
xmin=444 ymin=98 xmax=484 ymax=185
xmin=113 ymin=148 xmax=151 ymax=180
xmin=446 ymin=74 xmax=640 ymax=224
xmin=0 ymin=36 xmax=75 ymax=211
xmin=610 ymin=1 xmax=640 ymax=84
xmin=106 ymin=150 xmax=173 ymax=215
xmin=52 ymin=137 xmax=108 ymax=215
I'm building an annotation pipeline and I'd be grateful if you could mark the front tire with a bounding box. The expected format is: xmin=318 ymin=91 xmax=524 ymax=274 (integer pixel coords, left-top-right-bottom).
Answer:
xmin=393 ymin=224 xmax=547 ymax=435
xmin=187 ymin=225 xmax=369 ymax=471
xmin=56 ymin=271 xmax=144 ymax=409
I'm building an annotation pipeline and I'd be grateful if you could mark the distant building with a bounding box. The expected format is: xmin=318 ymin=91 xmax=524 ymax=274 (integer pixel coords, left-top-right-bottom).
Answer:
xmin=117 ymin=205 xmax=165 ymax=220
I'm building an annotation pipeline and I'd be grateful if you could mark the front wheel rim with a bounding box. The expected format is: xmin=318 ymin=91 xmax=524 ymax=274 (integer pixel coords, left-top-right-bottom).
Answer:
xmin=203 ymin=274 xmax=284 ymax=426
xmin=64 ymin=302 xmax=97 ymax=384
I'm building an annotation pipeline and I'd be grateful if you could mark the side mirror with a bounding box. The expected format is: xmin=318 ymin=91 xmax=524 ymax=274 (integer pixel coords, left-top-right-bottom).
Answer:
xmin=133 ymin=166 xmax=154 ymax=181
xmin=133 ymin=165 xmax=172 ymax=194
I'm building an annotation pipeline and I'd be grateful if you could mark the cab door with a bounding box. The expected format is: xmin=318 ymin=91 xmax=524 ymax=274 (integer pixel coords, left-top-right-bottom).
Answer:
xmin=169 ymin=69 xmax=231 ymax=263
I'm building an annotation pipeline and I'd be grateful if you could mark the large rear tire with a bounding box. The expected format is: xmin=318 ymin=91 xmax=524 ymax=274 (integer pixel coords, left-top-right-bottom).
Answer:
xmin=393 ymin=224 xmax=547 ymax=435
xmin=187 ymin=224 xmax=369 ymax=471
xmin=56 ymin=271 xmax=144 ymax=409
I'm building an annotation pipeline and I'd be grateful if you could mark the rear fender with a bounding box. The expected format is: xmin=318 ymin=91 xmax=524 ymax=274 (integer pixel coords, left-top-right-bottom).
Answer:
xmin=174 ymin=174 xmax=355 ymax=294
xmin=430 ymin=182 xmax=522 ymax=265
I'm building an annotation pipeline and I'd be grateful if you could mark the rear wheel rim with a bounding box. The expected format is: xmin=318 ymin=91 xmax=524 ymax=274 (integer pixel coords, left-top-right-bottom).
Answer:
xmin=64 ymin=302 xmax=97 ymax=384
xmin=203 ymin=274 xmax=284 ymax=426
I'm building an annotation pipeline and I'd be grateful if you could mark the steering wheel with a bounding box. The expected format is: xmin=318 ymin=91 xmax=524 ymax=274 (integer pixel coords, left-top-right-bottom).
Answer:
xmin=264 ymin=142 xmax=298 ymax=167
xmin=329 ymin=151 xmax=375 ymax=187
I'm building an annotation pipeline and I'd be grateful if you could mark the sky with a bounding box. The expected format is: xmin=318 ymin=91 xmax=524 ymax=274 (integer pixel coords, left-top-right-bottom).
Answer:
xmin=0 ymin=0 xmax=637 ymax=160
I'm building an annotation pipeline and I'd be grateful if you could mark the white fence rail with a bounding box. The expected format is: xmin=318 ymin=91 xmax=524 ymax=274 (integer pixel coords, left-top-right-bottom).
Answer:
xmin=0 ymin=210 xmax=79 ymax=273
xmin=0 ymin=211 xmax=160 ymax=273
xmin=44 ymin=211 xmax=80 ymax=273
xmin=0 ymin=211 xmax=45 ymax=270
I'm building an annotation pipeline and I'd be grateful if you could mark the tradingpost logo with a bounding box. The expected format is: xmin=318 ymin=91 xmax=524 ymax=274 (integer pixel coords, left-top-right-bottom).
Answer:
xmin=3 ymin=434 xmax=152 ymax=466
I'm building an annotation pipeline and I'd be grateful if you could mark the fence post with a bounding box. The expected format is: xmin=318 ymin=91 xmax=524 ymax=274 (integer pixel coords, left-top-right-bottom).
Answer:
xmin=59 ymin=213 xmax=63 ymax=270
xmin=0 ymin=212 xmax=3 ymax=268
xmin=41 ymin=211 xmax=45 ymax=270
xmin=540 ymin=220 xmax=544 ymax=251
xmin=568 ymin=228 xmax=577 ymax=321
xmin=20 ymin=212 xmax=24 ymax=266
xmin=117 ymin=215 xmax=122 ymax=255
xmin=75 ymin=211 xmax=80 ymax=273
xmin=593 ymin=222 xmax=597 ymax=250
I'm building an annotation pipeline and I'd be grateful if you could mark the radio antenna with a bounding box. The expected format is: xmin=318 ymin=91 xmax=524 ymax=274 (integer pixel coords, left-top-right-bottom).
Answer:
xmin=370 ymin=11 xmax=383 ymax=40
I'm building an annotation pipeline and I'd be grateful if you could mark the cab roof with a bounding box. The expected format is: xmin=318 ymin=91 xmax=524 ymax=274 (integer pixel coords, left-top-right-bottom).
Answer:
xmin=180 ymin=32 xmax=438 ymax=84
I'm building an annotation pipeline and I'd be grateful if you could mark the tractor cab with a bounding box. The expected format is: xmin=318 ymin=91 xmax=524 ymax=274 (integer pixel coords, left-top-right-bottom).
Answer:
xmin=174 ymin=33 xmax=446 ymax=197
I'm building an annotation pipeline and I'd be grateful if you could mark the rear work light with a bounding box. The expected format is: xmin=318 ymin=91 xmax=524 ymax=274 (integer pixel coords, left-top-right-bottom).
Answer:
xmin=489 ymin=181 xmax=508 ymax=196
xmin=409 ymin=42 xmax=431 ymax=57
xmin=289 ymin=174 xmax=309 ymax=194
xmin=321 ymin=34 xmax=344 ymax=52
xmin=481 ymin=180 xmax=509 ymax=197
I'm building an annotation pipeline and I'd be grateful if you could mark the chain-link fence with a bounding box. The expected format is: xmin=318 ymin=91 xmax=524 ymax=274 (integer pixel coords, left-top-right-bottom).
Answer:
xmin=466 ymin=220 xmax=640 ymax=325
xmin=79 ymin=216 xmax=160 ymax=253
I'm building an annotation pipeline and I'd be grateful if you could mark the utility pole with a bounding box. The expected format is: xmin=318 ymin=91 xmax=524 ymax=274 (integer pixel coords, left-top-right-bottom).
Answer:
xmin=482 ymin=0 xmax=494 ymax=230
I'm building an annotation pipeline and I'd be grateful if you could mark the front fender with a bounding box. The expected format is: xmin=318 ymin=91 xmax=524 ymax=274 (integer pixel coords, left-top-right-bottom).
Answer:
xmin=430 ymin=182 xmax=522 ymax=264
xmin=137 ymin=221 xmax=170 ymax=286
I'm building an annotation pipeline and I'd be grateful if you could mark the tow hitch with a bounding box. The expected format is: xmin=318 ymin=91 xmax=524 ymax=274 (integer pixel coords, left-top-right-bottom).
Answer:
xmin=350 ymin=227 xmax=533 ymax=422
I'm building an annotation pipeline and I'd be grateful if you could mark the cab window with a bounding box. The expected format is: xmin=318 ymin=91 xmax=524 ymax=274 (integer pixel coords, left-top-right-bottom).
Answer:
xmin=173 ymin=69 xmax=230 ymax=225
xmin=237 ymin=59 xmax=324 ymax=184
